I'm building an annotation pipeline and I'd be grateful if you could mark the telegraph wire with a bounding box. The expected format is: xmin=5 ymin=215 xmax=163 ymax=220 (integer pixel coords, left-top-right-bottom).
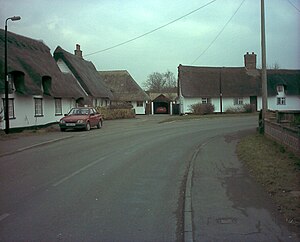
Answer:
xmin=287 ymin=0 xmax=300 ymax=13
xmin=84 ymin=0 xmax=218 ymax=57
xmin=191 ymin=0 xmax=246 ymax=64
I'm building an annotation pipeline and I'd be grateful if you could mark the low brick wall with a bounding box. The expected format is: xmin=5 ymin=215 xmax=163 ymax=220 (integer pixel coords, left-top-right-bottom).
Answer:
xmin=265 ymin=120 xmax=300 ymax=156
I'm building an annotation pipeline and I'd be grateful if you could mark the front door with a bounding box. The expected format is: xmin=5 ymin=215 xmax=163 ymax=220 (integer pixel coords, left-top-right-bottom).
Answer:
xmin=250 ymin=96 xmax=257 ymax=112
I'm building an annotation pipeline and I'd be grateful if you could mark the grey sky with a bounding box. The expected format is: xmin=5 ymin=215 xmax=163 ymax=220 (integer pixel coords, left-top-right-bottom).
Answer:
xmin=1 ymin=0 xmax=300 ymax=85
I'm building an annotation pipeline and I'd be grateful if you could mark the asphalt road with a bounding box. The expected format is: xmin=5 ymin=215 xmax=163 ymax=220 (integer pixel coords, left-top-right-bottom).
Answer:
xmin=0 ymin=115 xmax=298 ymax=241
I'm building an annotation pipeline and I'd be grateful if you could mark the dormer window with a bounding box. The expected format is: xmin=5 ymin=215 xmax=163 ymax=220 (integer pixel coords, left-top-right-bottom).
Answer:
xmin=277 ymin=85 xmax=284 ymax=93
xmin=11 ymin=71 xmax=26 ymax=94
xmin=42 ymin=76 xmax=52 ymax=95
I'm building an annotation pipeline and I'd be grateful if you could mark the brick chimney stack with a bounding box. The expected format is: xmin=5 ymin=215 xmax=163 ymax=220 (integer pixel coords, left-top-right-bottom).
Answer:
xmin=74 ymin=44 xmax=82 ymax=58
xmin=244 ymin=52 xmax=257 ymax=69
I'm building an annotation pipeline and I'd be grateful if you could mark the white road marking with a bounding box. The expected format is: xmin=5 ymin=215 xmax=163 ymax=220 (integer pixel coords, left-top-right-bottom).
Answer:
xmin=52 ymin=155 xmax=108 ymax=187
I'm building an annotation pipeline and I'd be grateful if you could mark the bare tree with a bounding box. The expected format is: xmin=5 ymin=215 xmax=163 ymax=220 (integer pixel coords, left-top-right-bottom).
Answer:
xmin=143 ymin=70 xmax=176 ymax=92
xmin=164 ymin=70 xmax=177 ymax=92
xmin=268 ymin=62 xmax=280 ymax=69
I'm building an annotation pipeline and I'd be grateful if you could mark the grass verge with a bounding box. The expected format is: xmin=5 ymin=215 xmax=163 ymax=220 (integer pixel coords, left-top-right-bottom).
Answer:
xmin=237 ymin=133 xmax=300 ymax=228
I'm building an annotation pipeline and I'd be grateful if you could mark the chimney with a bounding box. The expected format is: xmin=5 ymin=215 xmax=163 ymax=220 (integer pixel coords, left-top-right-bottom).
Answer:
xmin=244 ymin=52 xmax=256 ymax=69
xmin=74 ymin=44 xmax=82 ymax=58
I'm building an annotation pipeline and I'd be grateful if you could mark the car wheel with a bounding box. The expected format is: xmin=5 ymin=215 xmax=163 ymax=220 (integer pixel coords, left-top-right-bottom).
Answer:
xmin=85 ymin=122 xmax=91 ymax=131
xmin=60 ymin=128 xmax=66 ymax=132
xmin=96 ymin=121 xmax=102 ymax=129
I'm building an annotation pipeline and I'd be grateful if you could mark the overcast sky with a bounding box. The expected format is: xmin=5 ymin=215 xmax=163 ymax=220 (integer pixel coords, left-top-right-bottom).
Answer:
xmin=1 ymin=0 xmax=300 ymax=85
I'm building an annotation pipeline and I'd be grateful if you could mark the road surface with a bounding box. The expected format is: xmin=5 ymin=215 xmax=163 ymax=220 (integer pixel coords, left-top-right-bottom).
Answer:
xmin=0 ymin=115 xmax=298 ymax=241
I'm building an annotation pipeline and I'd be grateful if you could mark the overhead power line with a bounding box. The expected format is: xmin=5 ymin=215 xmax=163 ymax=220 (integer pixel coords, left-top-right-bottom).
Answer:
xmin=191 ymin=0 xmax=246 ymax=65
xmin=287 ymin=0 xmax=300 ymax=13
xmin=84 ymin=0 xmax=218 ymax=57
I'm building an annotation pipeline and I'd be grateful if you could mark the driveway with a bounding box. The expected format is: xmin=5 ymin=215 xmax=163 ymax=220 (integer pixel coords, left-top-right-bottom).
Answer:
xmin=0 ymin=115 xmax=298 ymax=241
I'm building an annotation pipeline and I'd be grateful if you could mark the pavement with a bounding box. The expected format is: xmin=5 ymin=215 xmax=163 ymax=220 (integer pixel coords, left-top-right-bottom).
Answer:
xmin=191 ymin=131 xmax=299 ymax=242
xmin=0 ymin=127 xmax=73 ymax=157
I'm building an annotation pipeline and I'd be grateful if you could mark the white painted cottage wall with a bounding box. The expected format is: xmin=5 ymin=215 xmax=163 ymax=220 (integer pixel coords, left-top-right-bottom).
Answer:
xmin=222 ymin=97 xmax=251 ymax=112
xmin=268 ymin=96 xmax=300 ymax=111
xmin=181 ymin=95 xmax=299 ymax=114
xmin=180 ymin=96 xmax=253 ymax=113
xmin=132 ymin=101 xmax=146 ymax=115
xmin=0 ymin=93 xmax=76 ymax=130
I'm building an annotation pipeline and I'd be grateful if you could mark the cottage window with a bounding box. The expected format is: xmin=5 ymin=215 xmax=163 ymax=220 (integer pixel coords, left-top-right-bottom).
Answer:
xmin=137 ymin=101 xmax=143 ymax=107
xmin=201 ymin=98 xmax=210 ymax=104
xmin=2 ymin=98 xmax=15 ymax=119
xmin=34 ymin=98 xmax=43 ymax=117
xmin=55 ymin=98 xmax=62 ymax=115
xmin=234 ymin=98 xmax=243 ymax=105
xmin=277 ymin=97 xmax=286 ymax=105
xmin=277 ymin=85 xmax=284 ymax=93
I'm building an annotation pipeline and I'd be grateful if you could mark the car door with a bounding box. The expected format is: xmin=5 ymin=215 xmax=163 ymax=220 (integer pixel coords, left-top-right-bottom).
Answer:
xmin=90 ymin=108 xmax=99 ymax=126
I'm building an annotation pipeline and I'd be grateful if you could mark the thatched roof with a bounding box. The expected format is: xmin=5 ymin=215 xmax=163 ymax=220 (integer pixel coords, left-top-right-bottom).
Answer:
xmin=178 ymin=65 xmax=260 ymax=98
xmin=148 ymin=92 xmax=177 ymax=101
xmin=0 ymin=29 xmax=85 ymax=98
xmin=178 ymin=64 xmax=300 ymax=98
xmin=54 ymin=46 xmax=113 ymax=99
xmin=267 ymin=69 xmax=300 ymax=96
xmin=98 ymin=70 xmax=150 ymax=101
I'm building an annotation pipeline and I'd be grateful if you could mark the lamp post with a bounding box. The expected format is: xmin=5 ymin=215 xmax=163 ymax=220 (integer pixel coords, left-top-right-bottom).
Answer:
xmin=4 ymin=16 xmax=21 ymax=134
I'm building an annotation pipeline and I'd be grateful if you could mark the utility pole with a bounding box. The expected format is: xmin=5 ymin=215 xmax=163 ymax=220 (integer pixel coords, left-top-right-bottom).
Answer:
xmin=261 ymin=0 xmax=268 ymax=131
xmin=219 ymin=68 xmax=223 ymax=114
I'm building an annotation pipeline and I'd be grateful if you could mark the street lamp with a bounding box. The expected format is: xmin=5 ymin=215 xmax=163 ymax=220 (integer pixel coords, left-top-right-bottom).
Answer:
xmin=4 ymin=16 xmax=21 ymax=134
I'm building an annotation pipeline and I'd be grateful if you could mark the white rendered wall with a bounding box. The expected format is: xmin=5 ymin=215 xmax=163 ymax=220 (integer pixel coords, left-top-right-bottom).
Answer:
xmin=0 ymin=93 xmax=76 ymax=130
xmin=180 ymin=96 xmax=253 ymax=113
xmin=132 ymin=101 xmax=146 ymax=115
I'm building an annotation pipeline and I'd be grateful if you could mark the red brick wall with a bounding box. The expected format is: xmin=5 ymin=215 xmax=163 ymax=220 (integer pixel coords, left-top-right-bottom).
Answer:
xmin=265 ymin=120 xmax=300 ymax=157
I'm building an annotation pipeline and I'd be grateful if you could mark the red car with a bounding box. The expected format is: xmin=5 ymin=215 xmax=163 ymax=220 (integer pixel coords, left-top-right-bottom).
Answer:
xmin=156 ymin=106 xmax=167 ymax=114
xmin=59 ymin=107 xmax=103 ymax=131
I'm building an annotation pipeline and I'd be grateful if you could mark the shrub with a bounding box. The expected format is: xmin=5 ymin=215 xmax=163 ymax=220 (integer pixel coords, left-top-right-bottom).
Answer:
xmin=225 ymin=106 xmax=244 ymax=113
xmin=96 ymin=106 xmax=135 ymax=120
xmin=190 ymin=103 xmax=215 ymax=115
xmin=243 ymin=104 xmax=254 ymax=113
xmin=226 ymin=104 xmax=253 ymax=113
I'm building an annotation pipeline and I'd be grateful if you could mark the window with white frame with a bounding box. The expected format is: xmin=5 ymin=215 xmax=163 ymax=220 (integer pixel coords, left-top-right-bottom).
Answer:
xmin=2 ymin=98 xmax=15 ymax=119
xmin=277 ymin=97 xmax=286 ymax=105
xmin=34 ymin=98 xmax=43 ymax=117
xmin=234 ymin=98 xmax=244 ymax=105
xmin=277 ymin=85 xmax=284 ymax=93
xmin=201 ymin=98 xmax=210 ymax=104
xmin=137 ymin=101 xmax=143 ymax=107
xmin=55 ymin=98 xmax=62 ymax=115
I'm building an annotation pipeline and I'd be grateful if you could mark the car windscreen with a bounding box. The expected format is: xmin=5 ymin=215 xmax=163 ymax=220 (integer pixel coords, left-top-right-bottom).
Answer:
xmin=69 ymin=108 xmax=90 ymax=115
